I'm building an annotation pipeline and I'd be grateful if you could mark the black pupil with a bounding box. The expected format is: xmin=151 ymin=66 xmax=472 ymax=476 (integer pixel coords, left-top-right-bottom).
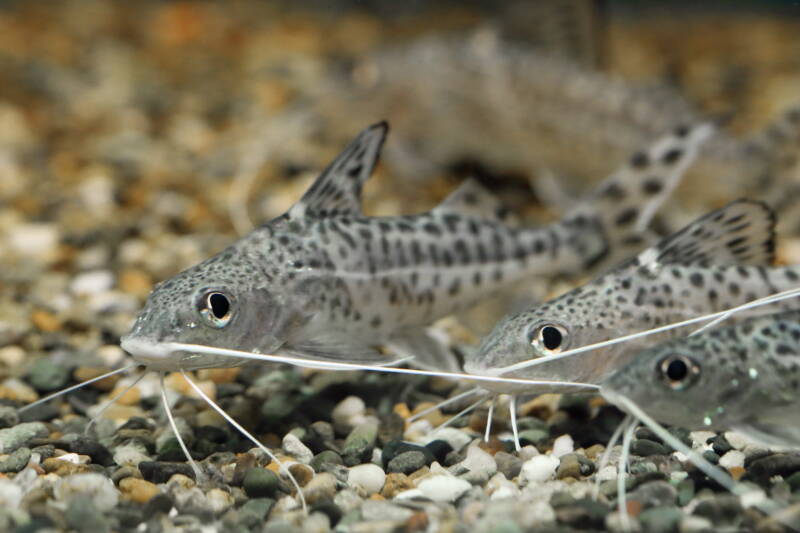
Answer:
xmin=208 ymin=293 xmax=230 ymax=319
xmin=666 ymin=358 xmax=688 ymax=381
xmin=541 ymin=326 xmax=562 ymax=350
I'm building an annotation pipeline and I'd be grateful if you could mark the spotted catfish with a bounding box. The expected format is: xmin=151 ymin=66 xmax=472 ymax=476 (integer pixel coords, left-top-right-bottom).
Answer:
xmin=121 ymin=121 xmax=710 ymax=371
xmin=466 ymin=200 xmax=800 ymax=390
xmin=603 ymin=310 xmax=800 ymax=448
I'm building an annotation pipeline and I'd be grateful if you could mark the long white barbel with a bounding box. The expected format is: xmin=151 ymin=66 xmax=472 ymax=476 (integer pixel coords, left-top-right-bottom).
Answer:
xmin=493 ymin=286 xmax=800 ymax=376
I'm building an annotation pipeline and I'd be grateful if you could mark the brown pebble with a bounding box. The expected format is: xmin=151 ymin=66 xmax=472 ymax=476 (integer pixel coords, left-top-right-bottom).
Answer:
xmin=556 ymin=454 xmax=582 ymax=480
xmin=119 ymin=477 xmax=160 ymax=503
xmin=118 ymin=269 xmax=153 ymax=297
xmin=478 ymin=438 xmax=506 ymax=455
xmin=584 ymin=444 xmax=605 ymax=461
xmin=405 ymin=511 xmax=429 ymax=533
xmin=72 ymin=367 xmax=120 ymax=392
xmin=288 ymin=463 xmax=313 ymax=487
xmin=42 ymin=457 xmax=90 ymax=476
xmin=31 ymin=310 xmax=61 ymax=332
xmin=407 ymin=466 xmax=430 ymax=484
xmin=381 ymin=473 xmax=413 ymax=498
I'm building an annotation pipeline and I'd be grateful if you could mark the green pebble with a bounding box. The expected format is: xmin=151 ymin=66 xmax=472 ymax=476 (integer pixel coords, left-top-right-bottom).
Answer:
xmin=0 ymin=422 xmax=48 ymax=453
xmin=64 ymin=495 xmax=110 ymax=533
xmin=630 ymin=438 xmax=669 ymax=456
xmin=27 ymin=359 xmax=70 ymax=392
xmin=237 ymin=498 xmax=275 ymax=529
xmin=786 ymin=471 xmax=800 ymax=491
xmin=342 ymin=422 xmax=378 ymax=466
xmin=518 ymin=429 xmax=549 ymax=446
xmin=310 ymin=450 xmax=343 ymax=472
xmin=242 ymin=468 xmax=280 ymax=498
xmin=677 ymin=478 xmax=696 ymax=506
xmin=488 ymin=519 xmax=523 ymax=533
xmin=638 ymin=506 xmax=683 ymax=533
xmin=0 ymin=447 xmax=31 ymax=473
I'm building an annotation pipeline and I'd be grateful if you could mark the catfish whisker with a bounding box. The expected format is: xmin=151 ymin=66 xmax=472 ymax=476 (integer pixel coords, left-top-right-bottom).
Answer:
xmin=408 ymin=387 xmax=485 ymax=423
xmin=431 ymin=396 xmax=488 ymax=434
xmin=85 ymin=371 xmax=148 ymax=436
xmin=180 ymin=369 xmax=308 ymax=513
xmin=494 ymin=286 xmax=800 ymax=376
xmin=687 ymin=288 xmax=800 ymax=336
xmin=509 ymin=394 xmax=520 ymax=451
xmin=593 ymin=415 xmax=631 ymax=500
xmin=19 ymin=364 xmax=139 ymax=414
xmin=617 ymin=420 xmax=637 ymax=532
xmin=160 ymin=373 xmax=204 ymax=482
xmin=484 ymin=398 xmax=495 ymax=442
xmin=164 ymin=342 xmax=601 ymax=391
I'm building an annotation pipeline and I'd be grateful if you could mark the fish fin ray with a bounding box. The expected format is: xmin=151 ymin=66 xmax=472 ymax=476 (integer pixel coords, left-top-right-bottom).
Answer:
xmin=288 ymin=122 xmax=388 ymax=219
xmin=387 ymin=328 xmax=462 ymax=372
xmin=627 ymin=199 xmax=776 ymax=270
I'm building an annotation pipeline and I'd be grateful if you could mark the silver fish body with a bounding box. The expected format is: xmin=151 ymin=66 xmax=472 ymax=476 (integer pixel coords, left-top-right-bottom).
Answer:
xmin=466 ymin=200 xmax=800 ymax=391
xmin=121 ymin=121 xmax=709 ymax=371
xmin=602 ymin=310 xmax=800 ymax=448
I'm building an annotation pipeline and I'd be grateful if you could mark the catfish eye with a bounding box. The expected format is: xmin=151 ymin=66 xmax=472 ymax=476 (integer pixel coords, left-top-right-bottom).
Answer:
xmin=199 ymin=291 xmax=232 ymax=328
xmin=530 ymin=324 xmax=568 ymax=354
xmin=658 ymin=354 xmax=700 ymax=390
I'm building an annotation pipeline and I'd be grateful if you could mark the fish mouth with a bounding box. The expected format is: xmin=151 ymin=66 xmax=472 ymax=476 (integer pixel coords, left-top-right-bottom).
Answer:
xmin=119 ymin=336 xmax=180 ymax=370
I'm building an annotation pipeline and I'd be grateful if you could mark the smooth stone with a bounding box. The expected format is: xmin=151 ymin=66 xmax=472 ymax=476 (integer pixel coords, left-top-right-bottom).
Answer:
xmin=422 ymin=428 xmax=471 ymax=452
xmin=360 ymin=499 xmax=414 ymax=522
xmin=424 ymin=440 xmax=453 ymax=464
xmin=64 ymin=494 xmax=110 ymax=533
xmin=0 ymin=447 xmax=31 ymax=473
xmin=452 ymin=445 xmax=497 ymax=484
xmin=70 ymin=437 xmax=114 ymax=467
xmin=53 ymin=473 xmax=119 ymax=511
xmin=242 ymin=468 xmax=280 ymax=498
xmin=342 ymin=421 xmax=378 ymax=466
xmin=746 ymin=453 xmax=800 ymax=482
xmin=556 ymin=454 xmax=582 ymax=480
xmin=288 ymin=463 xmax=314 ymax=487
xmin=303 ymin=472 xmax=337 ymax=505
xmin=310 ymin=450 xmax=343 ymax=472
xmin=630 ymin=439 xmax=670 ymax=457
xmin=331 ymin=396 xmax=366 ymax=428
xmin=206 ymin=488 xmax=235 ymax=515
xmin=692 ymin=494 xmax=742 ymax=524
xmin=382 ymin=440 xmax=435 ymax=468
xmin=679 ymin=515 xmax=714 ymax=533
xmin=282 ymin=433 xmax=313 ymax=464
xmin=718 ymin=450 xmax=745 ymax=470
xmin=118 ymin=477 xmax=160 ymax=503
xmin=310 ymin=500 xmax=343 ymax=527
xmin=138 ymin=461 xmax=196 ymax=484
xmin=495 ymin=452 xmax=523 ymax=479
xmin=638 ymin=506 xmax=683 ymax=533
xmin=0 ymin=422 xmax=48 ymax=453
xmin=237 ymin=498 xmax=275 ymax=529
xmin=553 ymin=497 xmax=608 ymax=529
xmin=786 ymin=471 xmax=800 ymax=491
xmin=709 ymin=434 xmax=733 ymax=456
xmin=551 ymin=434 xmax=574 ymax=458
xmin=0 ymin=478 xmax=23 ymax=507
xmin=26 ymin=359 xmax=70 ymax=392
xmin=113 ymin=442 xmax=151 ymax=467
xmin=629 ymin=480 xmax=677 ymax=509
xmin=417 ymin=475 xmax=472 ymax=502
xmin=347 ymin=463 xmax=385 ymax=495
xmin=387 ymin=451 xmax=428 ymax=475
xmin=0 ymin=406 xmax=19 ymax=429
xmin=520 ymin=455 xmax=560 ymax=484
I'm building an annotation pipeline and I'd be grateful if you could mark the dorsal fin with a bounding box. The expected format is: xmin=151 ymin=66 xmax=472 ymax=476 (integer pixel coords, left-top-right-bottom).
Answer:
xmin=288 ymin=122 xmax=388 ymax=219
xmin=628 ymin=200 xmax=776 ymax=271
xmin=432 ymin=178 xmax=510 ymax=221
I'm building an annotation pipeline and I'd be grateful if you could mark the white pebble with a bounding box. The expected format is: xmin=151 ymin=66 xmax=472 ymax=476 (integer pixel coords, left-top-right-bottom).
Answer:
xmin=458 ymin=445 xmax=497 ymax=479
xmin=724 ymin=431 xmax=760 ymax=450
xmin=518 ymin=445 xmax=540 ymax=461
xmin=520 ymin=455 xmax=560 ymax=484
xmin=551 ymin=434 xmax=574 ymax=458
xmin=205 ymin=488 xmax=234 ymax=515
xmin=70 ymin=270 xmax=114 ymax=295
xmin=282 ymin=434 xmax=313 ymax=464
xmin=347 ymin=464 xmax=386 ymax=495
xmin=718 ymin=450 xmax=745 ymax=470
xmin=422 ymin=427 xmax=471 ymax=452
xmin=53 ymin=473 xmax=119 ymax=511
xmin=6 ymin=223 xmax=59 ymax=258
xmin=417 ymin=475 xmax=472 ymax=502
xmin=332 ymin=396 xmax=365 ymax=427
xmin=689 ymin=431 xmax=716 ymax=448
xmin=0 ymin=478 xmax=22 ymax=508
xmin=596 ymin=465 xmax=617 ymax=482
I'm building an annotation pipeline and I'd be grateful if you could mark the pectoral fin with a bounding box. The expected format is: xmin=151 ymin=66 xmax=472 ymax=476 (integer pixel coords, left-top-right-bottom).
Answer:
xmin=387 ymin=328 xmax=462 ymax=372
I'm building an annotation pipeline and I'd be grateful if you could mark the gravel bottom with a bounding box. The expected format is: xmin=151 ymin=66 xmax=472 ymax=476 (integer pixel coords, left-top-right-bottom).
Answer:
xmin=1 ymin=2 xmax=800 ymax=532
xmin=0 ymin=367 xmax=799 ymax=533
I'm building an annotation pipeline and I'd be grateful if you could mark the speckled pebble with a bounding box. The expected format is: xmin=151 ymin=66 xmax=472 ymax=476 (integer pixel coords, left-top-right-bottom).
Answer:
xmin=387 ymin=450 xmax=428 ymax=475
xmin=0 ymin=447 xmax=30 ymax=473
xmin=303 ymin=472 xmax=337 ymax=505
xmin=119 ymin=477 xmax=160 ymax=503
xmin=638 ymin=506 xmax=683 ymax=533
xmin=243 ymin=467 xmax=281 ymax=498
xmin=282 ymin=433 xmax=314 ymax=464
xmin=54 ymin=473 xmax=120 ymax=512
xmin=0 ymin=422 xmax=48 ymax=453
xmin=342 ymin=421 xmax=378 ymax=466
xmin=0 ymin=406 xmax=19 ymax=429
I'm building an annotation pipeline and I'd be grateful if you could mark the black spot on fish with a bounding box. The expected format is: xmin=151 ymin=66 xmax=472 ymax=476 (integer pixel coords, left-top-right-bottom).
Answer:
xmin=642 ymin=179 xmax=663 ymax=195
xmin=690 ymin=272 xmax=704 ymax=288
xmin=423 ymin=223 xmax=442 ymax=236
xmin=787 ymin=270 xmax=799 ymax=282
xmin=674 ymin=124 xmax=690 ymax=137
xmin=448 ymin=279 xmax=461 ymax=296
xmin=615 ymin=208 xmax=638 ymax=227
xmin=729 ymin=282 xmax=740 ymax=296
xmin=662 ymin=148 xmax=682 ymax=164
xmin=776 ymin=344 xmax=793 ymax=355
xmin=370 ymin=316 xmax=382 ymax=328
xmin=601 ymin=182 xmax=626 ymax=200
xmin=630 ymin=151 xmax=649 ymax=168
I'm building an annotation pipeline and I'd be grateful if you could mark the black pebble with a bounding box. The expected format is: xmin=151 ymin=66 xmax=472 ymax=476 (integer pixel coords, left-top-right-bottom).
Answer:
xmin=381 ymin=440 xmax=435 ymax=468
xmin=424 ymin=440 xmax=453 ymax=464
xmin=138 ymin=461 xmax=197 ymax=484
xmin=70 ymin=437 xmax=114 ymax=466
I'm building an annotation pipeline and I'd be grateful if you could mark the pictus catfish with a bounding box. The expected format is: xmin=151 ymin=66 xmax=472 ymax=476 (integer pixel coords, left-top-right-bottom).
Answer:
xmin=603 ymin=310 xmax=800 ymax=449
xmin=120 ymin=121 xmax=711 ymax=371
xmin=465 ymin=200 xmax=800 ymax=391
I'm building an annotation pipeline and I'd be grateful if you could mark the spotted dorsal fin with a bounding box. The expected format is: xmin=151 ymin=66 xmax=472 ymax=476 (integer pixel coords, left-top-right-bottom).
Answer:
xmin=628 ymin=200 xmax=776 ymax=270
xmin=432 ymin=178 xmax=510 ymax=221
xmin=289 ymin=122 xmax=388 ymax=219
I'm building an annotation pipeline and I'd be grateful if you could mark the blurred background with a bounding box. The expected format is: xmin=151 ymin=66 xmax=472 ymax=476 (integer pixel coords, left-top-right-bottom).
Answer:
xmin=0 ymin=0 xmax=799 ymax=389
